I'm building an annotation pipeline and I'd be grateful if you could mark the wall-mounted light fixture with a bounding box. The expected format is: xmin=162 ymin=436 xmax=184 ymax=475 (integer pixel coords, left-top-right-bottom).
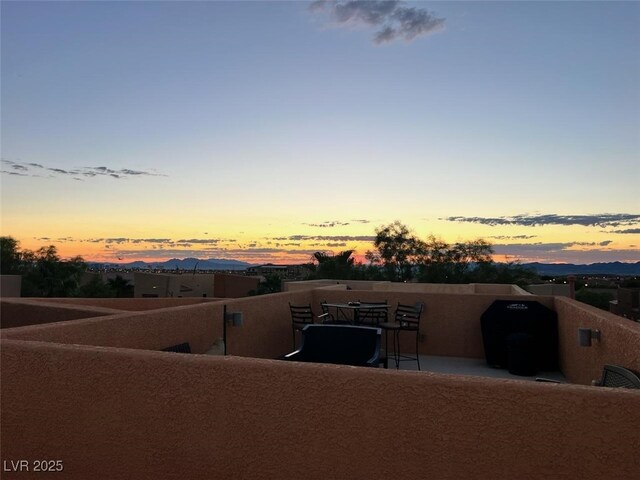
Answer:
xmin=225 ymin=311 xmax=243 ymax=327
xmin=222 ymin=305 xmax=244 ymax=357
xmin=578 ymin=327 xmax=601 ymax=347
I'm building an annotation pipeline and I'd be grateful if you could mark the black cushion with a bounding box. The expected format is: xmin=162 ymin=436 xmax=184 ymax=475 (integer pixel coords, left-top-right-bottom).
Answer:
xmin=162 ymin=342 xmax=191 ymax=353
xmin=284 ymin=324 xmax=381 ymax=367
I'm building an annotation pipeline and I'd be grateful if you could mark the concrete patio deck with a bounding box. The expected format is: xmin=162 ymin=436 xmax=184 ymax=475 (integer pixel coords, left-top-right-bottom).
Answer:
xmin=396 ymin=354 xmax=567 ymax=382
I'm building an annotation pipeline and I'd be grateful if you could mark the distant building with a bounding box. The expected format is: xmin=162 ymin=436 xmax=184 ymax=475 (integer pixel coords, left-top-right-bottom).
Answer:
xmin=134 ymin=272 xmax=259 ymax=298
xmin=246 ymin=264 xmax=310 ymax=280
xmin=610 ymin=287 xmax=640 ymax=321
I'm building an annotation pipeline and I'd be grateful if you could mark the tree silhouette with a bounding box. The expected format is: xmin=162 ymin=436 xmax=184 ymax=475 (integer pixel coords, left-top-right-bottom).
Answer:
xmin=312 ymin=250 xmax=355 ymax=279
xmin=22 ymin=245 xmax=86 ymax=297
xmin=368 ymin=221 xmax=425 ymax=281
xmin=0 ymin=236 xmax=24 ymax=274
xmin=107 ymin=275 xmax=134 ymax=298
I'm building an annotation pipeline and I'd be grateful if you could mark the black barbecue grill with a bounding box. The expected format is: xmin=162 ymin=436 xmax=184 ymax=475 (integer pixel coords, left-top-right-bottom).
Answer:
xmin=480 ymin=300 xmax=558 ymax=376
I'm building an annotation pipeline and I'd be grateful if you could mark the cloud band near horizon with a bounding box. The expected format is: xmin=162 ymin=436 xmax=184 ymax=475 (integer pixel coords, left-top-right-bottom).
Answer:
xmin=1 ymin=159 xmax=165 ymax=181
xmin=444 ymin=213 xmax=640 ymax=228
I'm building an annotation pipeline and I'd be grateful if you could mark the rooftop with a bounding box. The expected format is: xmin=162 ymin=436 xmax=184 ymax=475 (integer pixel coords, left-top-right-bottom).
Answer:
xmin=1 ymin=281 xmax=638 ymax=479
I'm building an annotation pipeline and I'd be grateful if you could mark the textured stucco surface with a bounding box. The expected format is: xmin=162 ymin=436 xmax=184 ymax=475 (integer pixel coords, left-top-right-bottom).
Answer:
xmin=555 ymin=296 xmax=640 ymax=384
xmin=28 ymin=296 xmax=218 ymax=310
xmin=0 ymin=300 xmax=118 ymax=329
xmin=0 ymin=302 xmax=225 ymax=354
xmin=1 ymin=340 xmax=639 ymax=480
xmin=5 ymin=290 xmax=638 ymax=389
xmin=312 ymin=290 xmax=554 ymax=359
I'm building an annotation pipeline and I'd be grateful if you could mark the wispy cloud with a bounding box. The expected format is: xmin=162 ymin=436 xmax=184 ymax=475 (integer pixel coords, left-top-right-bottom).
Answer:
xmin=493 ymin=241 xmax=624 ymax=254
xmin=303 ymin=220 xmax=351 ymax=228
xmin=490 ymin=235 xmax=538 ymax=240
xmin=606 ymin=228 xmax=640 ymax=234
xmin=309 ymin=0 xmax=445 ymax=45
xmin=176 ymin=238 xmax=224 ymax=245
xmin=444 ymin=213 xmax=640 ymax=228
xmin=302 ymin=219 xmax=372 ymax=227
xmin=1 ymin=159 xmax=166 ymax=180
xmin=493 ymin=242 xmax=640 ymax=263
xmin=270 ymin=235 xmax=376 ymax=242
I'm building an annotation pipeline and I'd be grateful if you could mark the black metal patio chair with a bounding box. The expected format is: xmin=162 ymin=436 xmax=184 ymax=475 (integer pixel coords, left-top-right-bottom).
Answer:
xmin=355 ymin=300 xmax=388 ymax=327
xmin=380 ymin=302 xmax=424 ymax=370
xmin=289 ymin=303 xmax=317 ymax=349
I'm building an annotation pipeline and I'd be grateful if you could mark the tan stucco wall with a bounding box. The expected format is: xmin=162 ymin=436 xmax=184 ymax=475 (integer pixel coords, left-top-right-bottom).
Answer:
xmin=1 ymin=340 xmax=638 ymax=480
xmin=213 ymin=273 xmax=260 ymax=298
xmin=284 ymin=279 xmax=347 ymax=291
xmin=0 ymin=292 xmax=317 ymax=358
xmin=28 ymin=297 xmax=218 ymax=311
xmin=1 ymin=290 xmax=554 ymax=362
xmin=312 ymin=290 xmax=554 ymax=359
xmin=472 ymin=283 xmax=530 ymax=295
xmin=0 ymin=275 xmax=22 ymax=297
xmin=527 ymin=283 xmax=572 ymax=297
xmin=554 ymin=297 xmax=640 ymax=385
xmin=0 ymin=301 xmax=226 ymax=354
xmin=4 ymin=291 xmax=640 ymax=389
xmin=0 ymin=299 xmax=118 ymax=329
xmin=133 ymin=272 xmax=173 ymax=297
xmin=372 ymin=282 xmax=473 ymax=294
xmin=286 ymin=280 xmax=526 ymax=295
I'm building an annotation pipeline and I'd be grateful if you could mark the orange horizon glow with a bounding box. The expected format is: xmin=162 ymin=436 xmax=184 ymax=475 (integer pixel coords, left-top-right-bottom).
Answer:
xmin=6 ymin=234 xmax=639 ymax=267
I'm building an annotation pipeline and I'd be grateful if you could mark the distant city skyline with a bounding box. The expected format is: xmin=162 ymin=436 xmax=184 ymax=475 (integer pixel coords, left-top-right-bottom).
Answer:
xmin=1 ymin=1 xmax=639 ymax=265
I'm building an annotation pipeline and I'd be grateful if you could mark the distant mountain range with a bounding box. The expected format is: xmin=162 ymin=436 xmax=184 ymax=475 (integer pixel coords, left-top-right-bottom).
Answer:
xmin=521 ymin=262 xmax=640 ymax=276
xmin=88 ymin=258 xmax=640 ymax=276
xmin=89 ymin=257 xmax=253 ymax=271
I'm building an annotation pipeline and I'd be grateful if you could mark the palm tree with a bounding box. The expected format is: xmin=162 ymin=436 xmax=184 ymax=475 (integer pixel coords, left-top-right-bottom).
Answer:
xmin=107 ymin=275 xmax=134 ymax=297
xmin=313 ymin=250 xmax=355 ymax=279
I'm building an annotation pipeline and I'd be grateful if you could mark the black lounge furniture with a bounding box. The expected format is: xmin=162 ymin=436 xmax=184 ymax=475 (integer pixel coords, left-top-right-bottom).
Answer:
xmin=283 ymin=324 xmax=382 ymax=368
xmin=162 ymin=342 xmax=191 ymax=353
xmin=481 ymin=300 xmax=558 ymax=376
xmin=594 ymin=364 xmax=640 ymax=389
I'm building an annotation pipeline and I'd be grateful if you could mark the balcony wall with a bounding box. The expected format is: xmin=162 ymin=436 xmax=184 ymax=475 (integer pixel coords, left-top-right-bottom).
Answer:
xmin=285 ymin=280 xmax=529 ymax=295
xmin=1 ymin=339 xmax=638 ymax=480
xmin=0 ymin=291 xmax=316 ymax=357
xmin=28 ymin=297 xmax=218 ymax=311
xmin=4 ymin=290 xmax=638 ymax=384
xmin=0 ymin=299 xmax=119 ymax=329
xmin=311 ymin=289 xmax=553 ymax=359
xmin=555 ymin=296 xmax=640 ymax=385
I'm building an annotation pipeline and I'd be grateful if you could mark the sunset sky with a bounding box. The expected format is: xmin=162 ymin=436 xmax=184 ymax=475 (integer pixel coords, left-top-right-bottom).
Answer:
xmin=1 ymin=1 xmax=639 ymax=265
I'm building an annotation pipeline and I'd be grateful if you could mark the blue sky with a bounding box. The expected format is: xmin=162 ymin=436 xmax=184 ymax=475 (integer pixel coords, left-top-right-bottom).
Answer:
xmin=1 ymin=1 xmax=639 ymax=264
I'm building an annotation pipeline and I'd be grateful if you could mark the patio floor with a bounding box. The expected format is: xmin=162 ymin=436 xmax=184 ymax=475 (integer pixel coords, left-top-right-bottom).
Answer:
xmin=394 ymin=354 xmax=567 ymax=382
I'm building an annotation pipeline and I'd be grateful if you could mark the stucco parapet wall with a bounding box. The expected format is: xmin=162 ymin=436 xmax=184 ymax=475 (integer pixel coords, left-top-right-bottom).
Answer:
xmin=287 ymin=280 xmax=530 ymax=295
xmin=3 ymin=297 xmax=128 ymax=314
xmin=2 ymin=339 xmax=639 ymax=479
xmin=0 ymin=298 xmax=126 ymax=329
xmin=0 ymin=300 xmax=228 ymax=354
xmin=554 ymin=296 xmax=640 ymax=384
xmin=28 ymin=296 xmax=222 ymax=311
